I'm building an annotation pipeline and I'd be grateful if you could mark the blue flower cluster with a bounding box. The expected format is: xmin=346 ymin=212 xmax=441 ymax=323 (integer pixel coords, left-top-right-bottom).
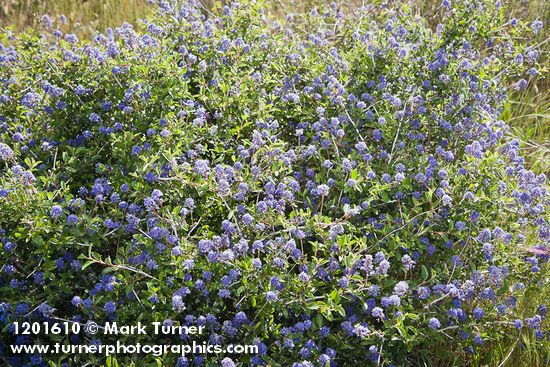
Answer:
xmin=0 ymin=0 xmax=547 ymax=366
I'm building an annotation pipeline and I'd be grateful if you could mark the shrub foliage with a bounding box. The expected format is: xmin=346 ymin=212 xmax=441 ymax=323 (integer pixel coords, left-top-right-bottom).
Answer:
xmin=0 ymin=0 xmax=548 ymax=366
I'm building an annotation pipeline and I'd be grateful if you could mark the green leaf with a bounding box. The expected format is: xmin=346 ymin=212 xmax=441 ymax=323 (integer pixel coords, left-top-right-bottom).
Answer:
xmin=82 ymin=261 xmax=95 ymax=270
xmin=421 ymin=265 xmax=429 ymax=280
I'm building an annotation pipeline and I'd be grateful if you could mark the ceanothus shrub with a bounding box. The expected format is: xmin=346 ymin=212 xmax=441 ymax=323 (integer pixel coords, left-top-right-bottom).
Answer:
xmin=0 ymin=1 xmax=548 ymax=366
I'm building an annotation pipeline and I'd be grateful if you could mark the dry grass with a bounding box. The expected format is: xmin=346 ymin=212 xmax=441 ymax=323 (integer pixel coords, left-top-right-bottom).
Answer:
xmin=0 ymin=0 xmax=151 ymax=36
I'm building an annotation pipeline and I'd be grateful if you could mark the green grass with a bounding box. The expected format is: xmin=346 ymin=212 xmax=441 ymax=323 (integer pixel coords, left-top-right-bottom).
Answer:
xmin=505 ymin=82 xmax=550 ymax=176
xmin=502 ymin=0 xmax=549 ymax=175
xmin=486 ymin=266 xmax=550 ymax=367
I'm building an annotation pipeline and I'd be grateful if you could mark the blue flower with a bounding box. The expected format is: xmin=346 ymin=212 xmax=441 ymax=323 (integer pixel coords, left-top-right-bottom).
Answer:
xmin=266 ymin=291 xmax=278 ymax=302
xmin=71 ymin=296 xmax=83 ymax=307
xmin=401 ymin=255 xmax=415 ymax=270
xmin=0 ymin=143 xmax=14 ymax=161
xmin=373 ymin=129 xmax=382 ymax=142
xmin=104 ymin=301 xmax=116 ymax=314
xmin=316 ymin=184 xmax=329 ymax=196
xmin=428 ymin=317 xmax=441 ymax=330
xmin=172 ymin=295 xmax=185 ymax=311
xmin=221 ymin=357 xmax=235 ymax=367
xmin=50 ymin=205 xmax=63 ymax=219
xmin=531 ymin=20 xmax=543 ymax=34
xmin=89 ymin=112 xmax=101 ymax=123
xmin=372 ymin=307 xmax=385 ymax=319
xmin=394 ymin=281 xmax=409 ymax=296
xmin=194 ymin=159 xmax=211 ymax=177
xmin=353 ymin=323 xmax=370 ymax=338
xmin=472 ymin=307 xmax=485 ymax=320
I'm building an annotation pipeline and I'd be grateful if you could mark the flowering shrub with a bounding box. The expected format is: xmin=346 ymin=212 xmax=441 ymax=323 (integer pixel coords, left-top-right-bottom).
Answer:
xmin=0 ymin=0 xmax=548 ymax=366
